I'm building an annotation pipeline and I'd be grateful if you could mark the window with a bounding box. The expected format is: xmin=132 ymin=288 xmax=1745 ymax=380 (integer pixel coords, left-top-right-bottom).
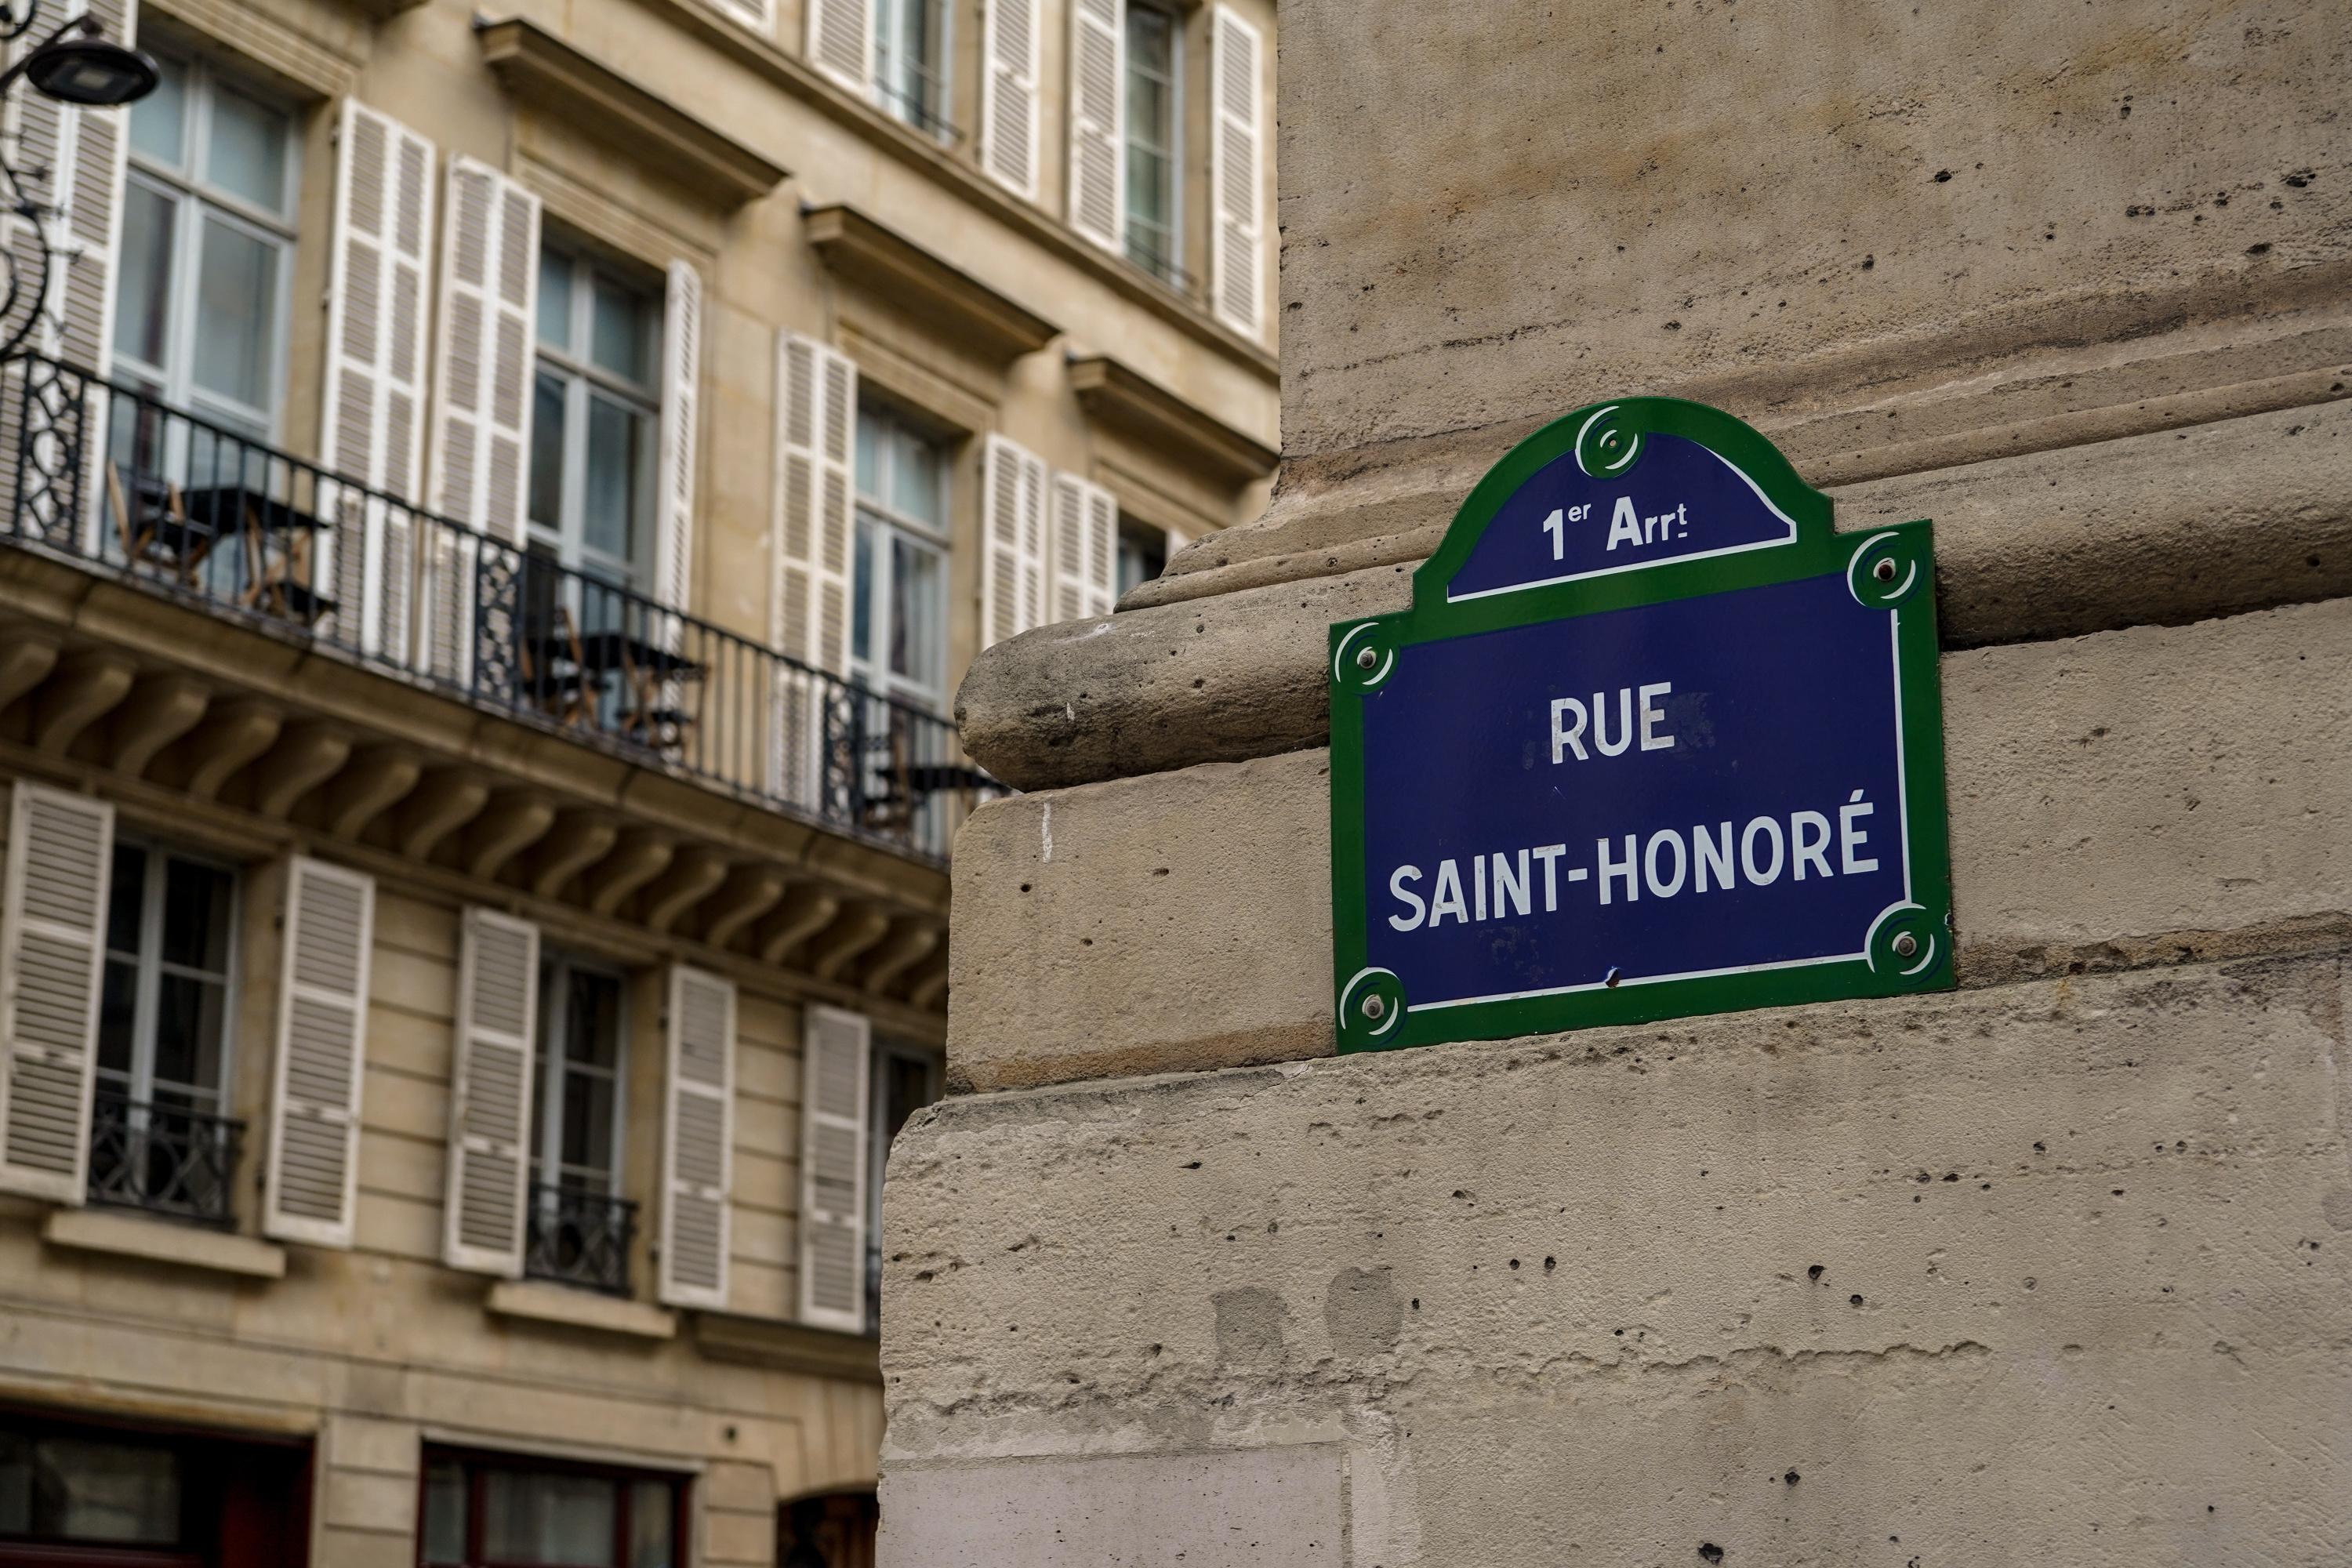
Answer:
xmin=531 ymin=245 xmax=662 ymax=609
xmin=0 ymin=1413 xmax=309 ymax=1563
xmin=863 ymin=1039 xmax=941 ymax=1334
xmin=1123 ymin=3 xmax=1180 ymax=280
xmin=419 ymin=1451 xmax=681 ymax=1568
xmin=524 ymin=956 xmax=634 ymax=1294
xmin=851 ymin=403 xmax=949 ymax=709
xmin=111 ymin=45 xmax=298 ymax=447
xmin=873 ymin=0 xmax=950 ymax=136
xmin=1116 ymin=517 xmax=1170 ymax=598
xmin=92 ymin=842 xmax=240 ymax=1225
xmin=0 ymin=1428 xmax=180 ymax=1548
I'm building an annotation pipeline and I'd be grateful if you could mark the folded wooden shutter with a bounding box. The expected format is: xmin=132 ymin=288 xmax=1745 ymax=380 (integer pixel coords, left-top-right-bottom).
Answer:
xmin=1067 ymin=0 xmax=1123 ymax=249
xmin=768 ymin=332 xmax=855 ymax=801
xmin=979 ymin=0 xmax=1040 ymax=198
xmin=320 ymin=100 xmax=435 ymax=661
xmin=807 ymin=0 xmax=871 ymax=92
xmin=659 ymin=965 xmax=735 ymax=1308
xmin=1210 ymin=5 xmax=1265 ymax=336
xmin=654 ymin=260 xmax=702 ymax=617
xmin=979 ymin=434 xmax=1048 ymax=651
xmin=797 ymin=1004 xmax=869 ymax=1332
xmin=442 ymin=909 xmax=539 ymax=1276
xmin=264 ymin=858 xmax=375 ymax=1248
xmin=706 ymin=0 xmax=775 ymax=36
xmin=1051 ymin=472 xmax=1118 ymax=622
xmin=0 ymin=784 xmax=112 ymax=1203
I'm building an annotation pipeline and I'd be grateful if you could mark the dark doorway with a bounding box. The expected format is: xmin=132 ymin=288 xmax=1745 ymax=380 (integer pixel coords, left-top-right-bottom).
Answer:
xmin=779 ymin=1490 xmax=877 ymax=1568
xmin=0 ymin=1407 xmax=310 ymax=1568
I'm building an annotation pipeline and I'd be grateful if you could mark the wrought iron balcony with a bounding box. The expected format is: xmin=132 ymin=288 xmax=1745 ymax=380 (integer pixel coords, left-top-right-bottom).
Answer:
xmin=523 ymin=1183 xmax=637 ymax=1296
xmin=0 ymin=352 xmax=996 ymax=865
xmin=85 ymin=1089 xmax=242 ymax=1227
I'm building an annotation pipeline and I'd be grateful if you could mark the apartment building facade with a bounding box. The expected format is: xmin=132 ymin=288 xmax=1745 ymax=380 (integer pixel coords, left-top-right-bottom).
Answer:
xmin=0 ymin=0 xmax=1276 ymax=1561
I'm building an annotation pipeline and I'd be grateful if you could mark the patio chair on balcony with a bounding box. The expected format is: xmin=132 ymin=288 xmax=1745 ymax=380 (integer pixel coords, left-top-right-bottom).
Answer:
xmin=520 ymin=602 xmax=596 ymax=726
xmin=104 ymin=462 xmax=214 ymax=582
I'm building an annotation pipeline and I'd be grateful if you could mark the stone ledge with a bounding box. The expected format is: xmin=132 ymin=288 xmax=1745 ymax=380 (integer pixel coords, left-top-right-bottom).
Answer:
xmin=41 ymin=1207 xmax=287 ymax=1279
xmin=487 ymin=1279 xmax=678 ymax=1340
xmin=965 ymin=400 xmax=2352 ymax=793
xmin=694 ymin=1311 xmax=883 ymax=1384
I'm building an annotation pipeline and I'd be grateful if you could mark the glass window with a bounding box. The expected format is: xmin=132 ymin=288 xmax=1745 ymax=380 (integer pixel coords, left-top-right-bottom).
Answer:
xmin=1123 ymin=4 xmax=1179 ymax=280
xmin=850 ymin=402 xmax=950 ymax=709
xmin=418 ymin=1451 xmax=679 ymax=1568
xmin=865 ymin=1040 xmax=942 ymax=1334
xmin=0 ymin=1428 xmax=183 ymax=1547
xmin=873 ymin=0 xmax=949 ymax=136
xmin=530 ymin=243 xmax=662 ymax=597
xmin=532 ymin=956 xmax=626 ymax=1192
xmin=1116 ymin=517 xmax=1170 ymax=598
xmin=96 ymin=841 xmax=235 ymax=1115
xmin=111 ymin=45 xmax=296 ymax=448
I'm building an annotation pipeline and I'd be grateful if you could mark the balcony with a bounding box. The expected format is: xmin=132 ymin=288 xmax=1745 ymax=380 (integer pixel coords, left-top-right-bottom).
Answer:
xmin=523 ymin=1183 xmax=637 ymax=1296
xmin=0 ymin=352 xmax=994 ymax=866
xmin=85 ymin=1089 xmax=242 ymax=1228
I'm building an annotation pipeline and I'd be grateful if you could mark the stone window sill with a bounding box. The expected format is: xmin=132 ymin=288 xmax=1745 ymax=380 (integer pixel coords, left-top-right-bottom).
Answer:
xmin=488 ymin=1279 xmax=678 ymax=1340
xmin=42 ymin=1207 xmax=287 ymax=1279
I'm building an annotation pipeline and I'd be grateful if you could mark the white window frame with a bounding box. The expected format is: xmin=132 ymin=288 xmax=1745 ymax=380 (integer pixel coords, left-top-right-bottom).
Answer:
xmin=863 ymin=1036 xmax=942 ymax=1331
xmin=530 ymin=952 xmax=630 ymax=1196
xmin=851 ymin=401 xmax=951 ymax=712
xmin=1122 ymin=0 xmax=1181 ymax=282
xmin=530 ymin=243 xmax=662 ymax=596
xmin=96 ymin=839 xmax=239 ymax=1115
xmin=873 ymin=0 xmax=954 ymax=139
xmin=112 ymin=42 xmax=300 ymax=447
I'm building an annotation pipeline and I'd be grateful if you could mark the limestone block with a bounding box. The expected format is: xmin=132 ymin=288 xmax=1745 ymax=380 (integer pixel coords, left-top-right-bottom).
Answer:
xmin=967 ymin=404 xmax=2352 ymax=792
xmin=888 ymin=955 xmax=2352 ymax=1566
xmin=947 ymin=598 xmax=2352 ymax=1091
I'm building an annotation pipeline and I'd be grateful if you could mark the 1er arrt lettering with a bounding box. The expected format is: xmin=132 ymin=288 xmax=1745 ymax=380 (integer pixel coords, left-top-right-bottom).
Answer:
xmin=1539 ymin=499 xmax=1693 ymax=560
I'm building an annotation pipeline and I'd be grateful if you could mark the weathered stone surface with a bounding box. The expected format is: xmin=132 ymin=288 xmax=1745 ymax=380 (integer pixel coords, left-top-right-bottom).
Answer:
xmin=892 ymin=954 xmax=2352 ymax=1566
xmin=974 ymin=402 xmax=2352 ymax=792
xmin=948 ymin=597 xmax=2352 ymax=1091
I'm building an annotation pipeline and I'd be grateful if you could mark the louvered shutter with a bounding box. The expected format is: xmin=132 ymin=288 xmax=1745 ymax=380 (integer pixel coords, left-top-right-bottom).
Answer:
xmin=1210 ymin=5 xmax=1265 ymax=336
xmin=320 ymin=100 xmax=435 ymax=662
xmin=797 ymin=1004 xmax=869 ymax=1333
xmin=0 ymin=784 xmax=112 ymax=1203
xmin=263 ymin=858 xmax=375 ymax=1248
xmin=442 ymin=909 xmax=539 ymax=1276
xmin=1051 ymin=472 xmax=1118 ymax=622
xmin=1067 ymin=0 xmax=1123 ymax=249
xmin=807 ymin=0 xmax=871 ymax=91
xmin=979 ymin=434 xmax=1048 ymax=650
xmin=979 ymin=0 xmax=1040 ymax=198
xmin=705 ymin=0 xmax=775 ymax=36
xmin=652 ymin=261 xmax=702 ymax=618
xmin=768 ymin=332 xmax=855 ymax=804
xmin=659 ymin=965 xmax=735 ymax=1308
xmin=424 ymin=160 xmax=539 ymax=683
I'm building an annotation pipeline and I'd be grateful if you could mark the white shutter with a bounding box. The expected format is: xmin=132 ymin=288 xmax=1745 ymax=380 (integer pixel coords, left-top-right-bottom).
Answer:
xmin=1051 ymin=472 xmax=1118 ymax=622
xmin=263 ymin=857 xmax=376 ymax=1248
xmin=979 ymin=0 xmax=1040 ymax=198
xmin=1210 ymin=5 xmax=1265 ymax=336
xmin=428 ymin=158 xmax=540 ymax=543
xmin=659 ymin=965 xmax=735 ymax=1309
xmin=797 ymin=1004 xmax=869 ymax=1333
xmin=1067 ymin=0 xmax=1124 ymax=249
xmin=768 ymin=332 xmax=853 ymax=804
xmin=807 ymin=0 xmax=871 ymax=92
xmin=320 ymin=100 xmax=436 ymax=660
xmin=654 ymin=260 xmax=702 ymax=615
xmin=706 ymin=0 xmax=775 ymax=37
xmin=441 ymin=909 xmax=539 ymax=1276
xmin=979 ymin=434 xmax=1048 ymax=650
xmin=0 ymin=784 xmax=112 ymax=1203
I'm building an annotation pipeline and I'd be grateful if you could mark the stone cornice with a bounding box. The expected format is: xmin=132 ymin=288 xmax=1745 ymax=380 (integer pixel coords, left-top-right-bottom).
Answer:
xmin=1068 ymin=354 xmax=1279 ymax=485
xmin=804 ymin=204 xmax=1058 ymax=365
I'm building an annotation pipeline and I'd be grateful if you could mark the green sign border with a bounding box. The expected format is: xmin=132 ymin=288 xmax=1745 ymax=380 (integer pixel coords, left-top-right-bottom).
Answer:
xmin=1328 ymin=397 xmax=1955 ymax=1054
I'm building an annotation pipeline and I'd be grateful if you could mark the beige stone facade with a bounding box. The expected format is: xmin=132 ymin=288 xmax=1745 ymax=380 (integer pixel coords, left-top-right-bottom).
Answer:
xmin=887 ymin=1 xmax=2352 ymax=1563
xmin=0 ymin=0 xmax=1274 ymax=1560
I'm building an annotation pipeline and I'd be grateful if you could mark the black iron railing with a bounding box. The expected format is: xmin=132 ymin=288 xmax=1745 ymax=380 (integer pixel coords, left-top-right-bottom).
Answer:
xmin=524 ymin=1183 xmax=637 ymax=1296
xmin=85 ymin=1089 xmax=242 ymax=1226
xmin=0 ymin=353 xmax=997 ymax=864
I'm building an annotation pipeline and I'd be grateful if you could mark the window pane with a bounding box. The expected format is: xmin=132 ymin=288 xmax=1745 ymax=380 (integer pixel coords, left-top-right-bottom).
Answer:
xmin=158 ymin=858 xmax=232 ymax=973
xmin=0 ymin=1432 xmax=27 ymax=1534
xmin=190 ymin=218 xmax=278 ymax=413
xmin=531 ymin=372 xmax=567 ymax=532
xmin=851 ymin=517 xmax=874 ymax=666
xmin=97 ymin=960 xmax=136 ymax=1080
xmin=583 ymin=397 xmax=644 ymax=567
xmin=628 ymin=1479 xmax=673 ymax=1568
xmin=205 ymin=85 xmax=287 ymax=215
xmin=106 ymin=844 xmax=147 ymax=958
xmin=590 ymin=280 xmax=648 ymax=385
xmin=888 ymin=534 xmax=943 ymax=688
xmin=112 ymin=183 xmax=176 ymax=369
xmin=483 ymin=1468 xmax=616 ymax=1567
xmin=32 ymin=1436 xmax=180 ymax=1544
xmin=420 ymin=1462 xmax=468 ymax=1565
xmin=539 ymin=249 xmax=573 ymax=348
xmin=1127 ymin=5 xmax=1173 ymax=77
xmin=148 ymin=974 xmax=227 ymax=1098
xmin=855 ymin=408 xmax=881 ymax=502
xmin=891 ymin=426 xmax=942 ymax=530
xmin=128 ymin=54 xmax=186 ymax=167
xmin=568 ymin=969 xmax=622 ymax=1071
xmin=557 ymin=1064 xmax=616 ymax=1182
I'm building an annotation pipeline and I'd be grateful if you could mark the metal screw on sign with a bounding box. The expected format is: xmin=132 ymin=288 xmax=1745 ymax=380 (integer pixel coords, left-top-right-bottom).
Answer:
xmin=1892 ymin=932 xmax=1919 ymax=958
xmin=1356 ymin=645 xmax=1379 ymax=670
xmin=1872 ymin=557 xmax=1898 ymax=583
xmin=1360 ymin=993 xmax=1387 ymax=1021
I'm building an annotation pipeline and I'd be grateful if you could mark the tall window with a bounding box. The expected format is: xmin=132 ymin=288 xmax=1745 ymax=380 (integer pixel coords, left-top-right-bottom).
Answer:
xmin=873 ymin=0 xmax=949 ymax=136
xmin=0 ymin=1414 xmax=309 ymax=1562
xmin=864 ymin=1039 xmax=942 ymax=1335
xmin=1116 ymin=517 xmax=1169 ymax=598
xmin=1123 ymin=3 xmax=1180 ymax=280
xmin=531 ymin=956 xmax=625 ymax=1195
xmin=530 ymin=245 xmax=661 ymax=607
xmin=420 ymin=1450 xmax=681 ymax=1568
xmin=851 ymin=403 xmax=949 ymax=709
xmin=111 ymin=45 xmax=299 ymax=445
